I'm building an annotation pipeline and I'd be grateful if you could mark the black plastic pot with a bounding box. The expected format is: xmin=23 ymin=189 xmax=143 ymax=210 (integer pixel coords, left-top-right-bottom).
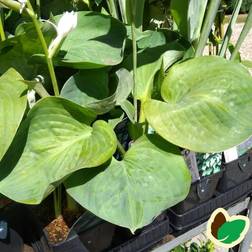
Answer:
xmin=0 ymin=204 xmax=50 ymax=252
xmin=46 ymin=212 xmax=170 ymax=252
xmin=49 ymin=235 xmax=88 ymax=252
xmin=168 ymin=178 xmax=252 ymax=231
xmin=171 ymin=171 xmax=223 ymax=214
xmin=218 ymin=151 xmax=252 ymax=192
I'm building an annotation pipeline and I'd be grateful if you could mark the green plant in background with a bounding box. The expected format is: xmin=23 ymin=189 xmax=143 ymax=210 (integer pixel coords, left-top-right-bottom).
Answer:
xmin=0 ymin=0 xmax=251 ymax=233
xmin=172 ymin=240 xmax=215 ymax=252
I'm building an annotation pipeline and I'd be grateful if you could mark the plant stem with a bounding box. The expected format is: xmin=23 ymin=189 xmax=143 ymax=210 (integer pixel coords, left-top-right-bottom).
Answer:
xmin=139 ymin=105 xmax=145 ymax=124
xmin=117 ymin=140 xmax=126 ymax=157
xmin=53 ymin=185 xmax=62 ymax=218
xmin=66 ymin=194 xmax=78 ymax=212
xmin=219 ymin=0 xmax=242 ymax=57
xmin=130 ymin=0 xmax=138 ymax=123
xmin=33 ymin=82 xmax=50 ymax=97
xmin=0 ymin=8 xmax=6 ymax=41
xmin=107 ymin=0 xmax=119 ymax=19
xmin=231 ymin=4 xmax=252 ymax=61
xmin=26 ymin=0 xmax=59 ymax=96
xmin=195 ymin=0 xmax=221 ymax=57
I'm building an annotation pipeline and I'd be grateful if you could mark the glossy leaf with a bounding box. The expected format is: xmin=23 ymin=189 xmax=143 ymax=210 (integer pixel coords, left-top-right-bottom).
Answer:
xmin=144 ymin=56 xmax=252 ymax=152
xmin=217 ymin=220 xmax=246 ymax=244
xmin=61 ymin=68 xmax=133 ymax=114
xmin=54 ymin=11 xmax=127 ymax=69
xmin=0 ymin=68 xmax=27 ymax=160
xmin=65 ymin=135 xmax=191 ymax=232
xmin=0 ymin=97 xmax=117 ymax=204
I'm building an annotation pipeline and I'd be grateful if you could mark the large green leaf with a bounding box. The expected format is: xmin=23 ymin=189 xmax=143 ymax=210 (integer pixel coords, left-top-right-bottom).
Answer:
xmin=65 ymin=135 xmax=191 ymax=232
xmin=144 ymin=56 xmax=252 ymax=152
xmin=54 ymin=11 xmax=127 ymax=69
xmin=61 ymin=68 xmax=133 ymax=114
xmin=217 ymin=220 xmax=246 ymax=244
xmin=0 ymin=68 xmax=27 ymax=160
xmin=0 ymin=97 xmax=117 ymax=204
xmin=124 ymin=43 xmax=184 ymax=101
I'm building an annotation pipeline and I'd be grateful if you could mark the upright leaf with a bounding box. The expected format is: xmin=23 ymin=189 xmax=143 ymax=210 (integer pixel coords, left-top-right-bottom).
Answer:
xmin=188 ymin=0 xmax=208 ymax=42
xmin=0 ymin=68 xmax=27 ymax=160
xmin=171 ymin=0 xmax=208 ymax=42
xmin=65 ymin=135 xmax=191 ymax=232
xmin=144 ymin=56 xmax=252 ymax=152
xmin=0 ymin=97 xmax=117 ymax=204
xmin=231 ymin=4 xmax=252 ymax=60
xmin=170 ymin=0 xmax=188 ymax=39
xmin=118 ymin=0 xmax=145 ymax=30
xmin=195 ymin=0 xmax=221 ymax=57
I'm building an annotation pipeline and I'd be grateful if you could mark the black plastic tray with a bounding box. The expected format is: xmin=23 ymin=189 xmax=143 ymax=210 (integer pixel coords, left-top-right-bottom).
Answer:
xmin=172 ymin=171 xmax=223 ymax=214
xmin=108 ymin=216 xmax=170 ymax=252
xmin=168 ymin=178 xmax=252 ymax=231
xmin=218 ymin=151 xmax=252 ymax=192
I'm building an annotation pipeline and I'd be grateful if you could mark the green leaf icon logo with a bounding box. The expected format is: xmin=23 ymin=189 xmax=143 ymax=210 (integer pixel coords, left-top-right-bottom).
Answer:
xmin=217 ymin=219 xmax=246 ymax=244
xmin=207 ymin=208 xmax=250 ymax=248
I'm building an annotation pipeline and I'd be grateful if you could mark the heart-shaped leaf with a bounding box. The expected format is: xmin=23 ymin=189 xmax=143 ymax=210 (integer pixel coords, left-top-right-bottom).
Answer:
xmin=0 ymin=68 xmax=27 ymax=160
xmin=54 ymin=11 xmax=127 ymax=69
xmin=144 ymin=56 xmax=252 ymax=152
xmin=217 ymin=220 xmax=246 ymax=244
xmin=65 ymin=135 xmax=191 ymax=232
xmin=0 ymin=97 xmax=117 ymax=204
xmin=61 ymin=68 xmax=133 ymax=114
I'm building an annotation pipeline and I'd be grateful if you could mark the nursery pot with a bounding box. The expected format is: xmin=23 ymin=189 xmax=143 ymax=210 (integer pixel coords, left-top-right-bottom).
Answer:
xmin=46 ymin=211 xmax=170 ymax=252
xmin=217 ymin=151 xmax=252 ymax=192
xmin=171 ymin=170 xmax=223 ymax=214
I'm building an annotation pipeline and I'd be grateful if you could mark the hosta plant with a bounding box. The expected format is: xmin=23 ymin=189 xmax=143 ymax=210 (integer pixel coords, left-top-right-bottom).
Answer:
xmin=0 ymin=0 xmax=251 ymax=233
